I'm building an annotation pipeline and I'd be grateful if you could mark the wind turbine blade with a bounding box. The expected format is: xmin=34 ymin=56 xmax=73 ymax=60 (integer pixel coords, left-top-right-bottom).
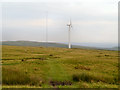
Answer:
xmin=70 ymin=18 xmax=72 ymax=28
xmin=70 ymin=18 xmax=71 ymax=25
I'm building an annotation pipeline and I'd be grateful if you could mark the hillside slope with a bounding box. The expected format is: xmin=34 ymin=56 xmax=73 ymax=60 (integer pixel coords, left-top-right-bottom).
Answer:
xmin=1 ymin=41 xmax=103 ymax=50
xmin=2 ymin=45 xmax=118 ymax=88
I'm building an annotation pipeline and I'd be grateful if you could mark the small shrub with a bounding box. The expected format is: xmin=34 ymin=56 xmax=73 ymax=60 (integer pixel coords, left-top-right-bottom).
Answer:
xmin=50 ymin=81 xmax=72 ymax=86
xmin=105 ymin=55 xmax=109 ymax=56
xmin=72 ymin=74 xmax=79 ymax=82
xmin=74 ymin=65 xmax=90 ymax=71
xmin=49 ymin=54 xmax=53 ymax=56
xmin=21 ymin=59 xmax=24 ymax=61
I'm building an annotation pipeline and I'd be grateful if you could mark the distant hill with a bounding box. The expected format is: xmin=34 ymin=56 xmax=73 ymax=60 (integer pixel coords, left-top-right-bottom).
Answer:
xmin=1 ymin=41 xmax=98 ymax=49
xmin=1 ymin=41 xmax=118 ymax=51
xmin=2 ymin=41 xmax=68 ymax=48
xmin=104 ymin=47 xmax=118 ymax=51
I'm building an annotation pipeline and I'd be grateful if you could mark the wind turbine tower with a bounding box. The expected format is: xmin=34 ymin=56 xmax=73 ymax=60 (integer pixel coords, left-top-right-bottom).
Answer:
xmin=67 ymin=19 xmax=72 ymax=49
xmin=46 ymin=12 xmax=48 ymax=47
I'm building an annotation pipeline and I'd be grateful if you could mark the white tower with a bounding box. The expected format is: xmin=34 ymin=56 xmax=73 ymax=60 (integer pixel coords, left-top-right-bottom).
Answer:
xmin=67 ymin=19 xmax=72 ymax=49
xmin=46 ymin=12 xmax=48 ymax=47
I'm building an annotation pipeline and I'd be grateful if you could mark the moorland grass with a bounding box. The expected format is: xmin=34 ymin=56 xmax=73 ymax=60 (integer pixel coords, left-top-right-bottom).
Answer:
xmin=72 ymin=72 xmax=118 ymax=84
xmin=2 ymin=67 xmax=43 ymax=86
xmin=2 ymin=45 xmax=118 ymax=88
xmin=2 ymin=67 xmax=30 ymax=85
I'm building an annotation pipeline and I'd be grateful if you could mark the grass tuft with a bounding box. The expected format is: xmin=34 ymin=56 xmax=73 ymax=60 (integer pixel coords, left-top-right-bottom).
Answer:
xmin=2 ymin=67 xmax=43 ymax=86
xmin=72 ymin=72 xmax=118 ymax=84
xmin=2 ymin=67 xmax=30 ymax=85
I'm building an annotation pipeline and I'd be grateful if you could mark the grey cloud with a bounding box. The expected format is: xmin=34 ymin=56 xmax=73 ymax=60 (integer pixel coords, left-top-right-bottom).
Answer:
xmin=2 ymin=1 xmax=118 ymax=43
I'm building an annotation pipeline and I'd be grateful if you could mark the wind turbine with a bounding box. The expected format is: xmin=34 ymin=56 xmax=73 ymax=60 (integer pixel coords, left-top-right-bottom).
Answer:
xmin=67 ymin=19 xmax=72 ymax=49
xmin=46 ymin=11 xmax=48 ymax=47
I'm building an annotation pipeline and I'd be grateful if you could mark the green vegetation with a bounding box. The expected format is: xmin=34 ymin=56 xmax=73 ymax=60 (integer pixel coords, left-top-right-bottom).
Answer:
xmin=2 ymin=45 xmax=118 ymax=88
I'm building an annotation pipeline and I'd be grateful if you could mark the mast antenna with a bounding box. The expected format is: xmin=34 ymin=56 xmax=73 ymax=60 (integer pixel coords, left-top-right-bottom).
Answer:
xmin=46 ymin=11 xmax=48 ymax=47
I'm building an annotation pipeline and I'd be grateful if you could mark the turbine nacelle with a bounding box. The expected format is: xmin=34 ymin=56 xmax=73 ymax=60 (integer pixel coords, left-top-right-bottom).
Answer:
xmin=67 ymin=24 xmax=72 ymax=28
xmin=67 ymin=19 xmax=72 ymax=28
xmin=67 ymin=24 xmax=71 ymax=26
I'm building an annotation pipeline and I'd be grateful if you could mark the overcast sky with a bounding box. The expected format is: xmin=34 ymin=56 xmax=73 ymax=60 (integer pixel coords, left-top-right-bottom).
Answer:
xmin=1 ymin=0 xmax=119 ymax=44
